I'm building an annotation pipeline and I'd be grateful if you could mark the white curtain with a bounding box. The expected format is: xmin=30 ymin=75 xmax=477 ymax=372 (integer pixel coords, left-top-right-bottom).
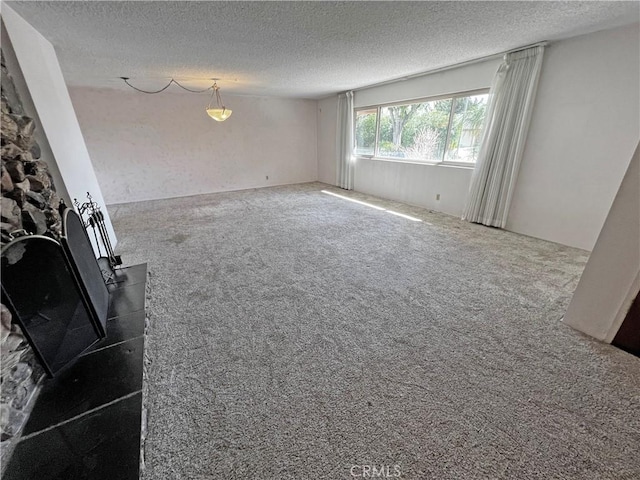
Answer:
xmin=463 ymin=45 xmax=545 ymax=228
xmin=336 ymin=91 xmax=354 ymax=190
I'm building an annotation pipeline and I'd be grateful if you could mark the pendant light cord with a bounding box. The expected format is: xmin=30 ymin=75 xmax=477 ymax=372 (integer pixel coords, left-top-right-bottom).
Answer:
xmin=121 ymin=77 xmax=214 ymax=94
xmin=207 ymin=83 xmax=227 ymax=110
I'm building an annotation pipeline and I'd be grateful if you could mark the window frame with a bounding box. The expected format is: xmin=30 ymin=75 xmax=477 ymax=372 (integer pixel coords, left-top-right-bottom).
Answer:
xmin=354 ymin=88 xmax=490 ymax=167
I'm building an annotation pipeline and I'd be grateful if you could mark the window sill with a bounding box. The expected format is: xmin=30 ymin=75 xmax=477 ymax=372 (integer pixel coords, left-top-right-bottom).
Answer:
xmin=355 ymin=156 xmax=475 ymax=169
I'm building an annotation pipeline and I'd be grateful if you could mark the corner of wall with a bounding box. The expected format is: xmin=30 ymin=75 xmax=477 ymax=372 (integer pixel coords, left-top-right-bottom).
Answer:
xmin=2 ymin=4 xmax=116 ymax=246
xmin=563 ymin=142 xmax=640 ymax=341
xmin=317 ymin=95 xmax=338 ymax=185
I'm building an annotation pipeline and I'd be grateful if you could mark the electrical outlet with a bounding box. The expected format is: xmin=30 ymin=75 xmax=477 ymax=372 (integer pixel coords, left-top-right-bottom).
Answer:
xmin=436 ymin=194 xmax=441 ymax=201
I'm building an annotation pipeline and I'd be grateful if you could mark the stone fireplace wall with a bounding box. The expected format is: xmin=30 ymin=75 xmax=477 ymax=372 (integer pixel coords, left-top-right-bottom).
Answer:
xmin=0 ymin=49 xmax=63 ymax=465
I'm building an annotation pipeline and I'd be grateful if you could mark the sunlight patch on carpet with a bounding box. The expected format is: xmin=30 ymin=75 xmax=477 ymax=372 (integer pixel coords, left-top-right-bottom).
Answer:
xmin=321 ymin=189 xmax=428 ymax=223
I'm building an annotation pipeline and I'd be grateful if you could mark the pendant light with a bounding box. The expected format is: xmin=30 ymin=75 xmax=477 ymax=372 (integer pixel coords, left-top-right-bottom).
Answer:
xmin=206 ymin=81 xmax=232 ymax=121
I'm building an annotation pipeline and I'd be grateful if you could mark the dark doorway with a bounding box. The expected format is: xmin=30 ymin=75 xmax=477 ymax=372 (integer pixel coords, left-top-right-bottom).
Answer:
xmin=612 ymin=289 xmax=640 ymax=358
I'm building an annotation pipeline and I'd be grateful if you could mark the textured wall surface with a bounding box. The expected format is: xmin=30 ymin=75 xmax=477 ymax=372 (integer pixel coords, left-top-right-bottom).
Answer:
xmin=70 ymin=87 xmax=318 ymax=204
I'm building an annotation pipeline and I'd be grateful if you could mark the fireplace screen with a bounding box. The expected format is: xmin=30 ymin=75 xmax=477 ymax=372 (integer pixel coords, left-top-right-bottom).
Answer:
xmin=1 ymin=236 xmax=101 ymax=376
xmin=61 ymin=208 xmax=109 ymax=337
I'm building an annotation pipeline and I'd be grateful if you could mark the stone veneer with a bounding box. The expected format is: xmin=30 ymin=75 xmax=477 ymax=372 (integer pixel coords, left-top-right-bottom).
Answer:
xmin=0 ymin=49 xmax=63 ymax=468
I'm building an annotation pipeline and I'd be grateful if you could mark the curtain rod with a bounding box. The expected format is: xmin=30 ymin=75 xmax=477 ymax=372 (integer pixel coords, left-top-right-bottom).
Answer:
xmin=352 ymin=41 xmax=548 ymax=93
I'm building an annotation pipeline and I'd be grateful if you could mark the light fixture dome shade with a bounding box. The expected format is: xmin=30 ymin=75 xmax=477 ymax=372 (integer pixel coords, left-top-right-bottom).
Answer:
xmin=206 ymin=108 xmax=232 ymax=121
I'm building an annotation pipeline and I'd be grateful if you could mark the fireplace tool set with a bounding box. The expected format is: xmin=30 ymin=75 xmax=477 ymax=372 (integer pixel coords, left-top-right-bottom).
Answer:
xmin=74 ymin=193 xmax=122 ymax=284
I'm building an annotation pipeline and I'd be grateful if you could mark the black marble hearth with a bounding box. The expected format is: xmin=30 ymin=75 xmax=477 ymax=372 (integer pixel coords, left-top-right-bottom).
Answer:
xmin=2 ymin=264 xmax=147 ymax=480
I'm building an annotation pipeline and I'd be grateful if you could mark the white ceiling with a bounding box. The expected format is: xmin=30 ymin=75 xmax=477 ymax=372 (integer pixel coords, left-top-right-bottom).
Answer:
xmin=5 ymin=1 xmax=640 ymax=99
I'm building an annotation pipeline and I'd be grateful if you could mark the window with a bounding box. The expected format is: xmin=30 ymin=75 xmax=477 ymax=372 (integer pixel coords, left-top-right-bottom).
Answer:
xmin=355 ymin=109 xmax=377 ymax=156
xmin=354 ymin=90 xmax=489 ymax=165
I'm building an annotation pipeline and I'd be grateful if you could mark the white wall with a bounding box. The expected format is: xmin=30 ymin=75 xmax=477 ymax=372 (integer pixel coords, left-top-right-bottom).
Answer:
xmin=2 ymin=5 xmax=116 ymax=245
xmin=355 ymin=160 xmax=474 ymax=216
xmin=563 ymin=142 xmax=639 ymax=341
xmin=1 ymin=23 xmax=70 ymax=204
xmin=507 ymin=23 xmax=640 ymax=250
xmin=69 ymin=87 xmax=318 ymax=204
xmin=317 ymin=95 xmax=338 ymax=185
xmin=354 ymin=60 xmax=501 ymax=109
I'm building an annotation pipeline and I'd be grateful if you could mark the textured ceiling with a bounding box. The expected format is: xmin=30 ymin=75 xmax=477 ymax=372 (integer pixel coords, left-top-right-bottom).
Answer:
xmin=5 ymin=1 xmax=640 ymax=98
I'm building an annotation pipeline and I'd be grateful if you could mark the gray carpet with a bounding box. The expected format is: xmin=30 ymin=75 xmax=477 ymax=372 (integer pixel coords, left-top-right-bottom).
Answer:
xmin=108 ymin=182 xmax=640 ymax=480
